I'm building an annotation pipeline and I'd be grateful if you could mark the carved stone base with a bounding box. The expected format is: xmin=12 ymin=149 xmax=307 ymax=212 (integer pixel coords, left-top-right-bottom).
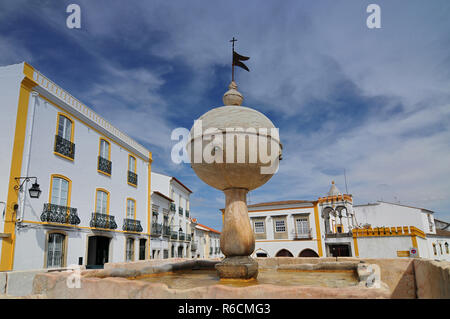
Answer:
xmin=215 ymin=256 xmax=258 ymax=280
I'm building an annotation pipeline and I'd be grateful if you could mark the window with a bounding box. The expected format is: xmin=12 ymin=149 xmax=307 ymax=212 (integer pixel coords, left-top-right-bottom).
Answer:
xmin=126 ymin=238 xmax=134 ymax=261
xmin=254 ymin=221 xmax=265 ymax=233
xmin=445 ymin=243 xmax=449 ymax=254
xmin=439 ymin=243 xmax=443 ymax=255
xmin=275 ymin=220 xmax=286 ymax=232
xmin=47 ymin=233 xmax=65 ymax=268
xmin=54 ymin=114 xmax=75 ymax=159
xmin=57 ymin=115 xmax=72 ymax=140
xmin=128 ymin=155 xmax=136 ymax=172
xmin=99 ymin=139 xmax=110 ymax=159
xmin=126 ymin=198 xmax=135 ymax=219
xmin=96 ymin=189 xmax=109 ymax=214
xmin=433 ymin=243 xmax=437 ymax=255
xmin=295 ymin=217 xmax=309 ymax=235
xmin=127 ymin=155 xmax=138 ymax=186
xmin=50 ymin=176 xmax=70 ymax=207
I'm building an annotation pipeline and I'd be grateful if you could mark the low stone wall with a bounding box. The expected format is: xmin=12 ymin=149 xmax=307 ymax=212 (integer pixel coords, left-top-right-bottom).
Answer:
xmin=414 ymin=259 xmax=450 ymax=298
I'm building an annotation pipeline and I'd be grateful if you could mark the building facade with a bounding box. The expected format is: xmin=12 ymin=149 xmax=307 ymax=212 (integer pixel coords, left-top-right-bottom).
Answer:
xmin=240 ymin=181 xmax=449 ymax=261
xmin=191 ymin=220 xmax=222 ymax=259
xmin=0 ymin=62 xmax=154 ymax=271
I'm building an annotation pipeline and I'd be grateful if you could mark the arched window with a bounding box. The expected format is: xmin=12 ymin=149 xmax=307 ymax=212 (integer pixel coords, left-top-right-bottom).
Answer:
xmin=50 ymin=175 xmax=71 ymax=207
xmin=126 ymin=198 xmax=136 ymax=219
xmin=275 ymin=249 xmax=293 ymax=257
xmin=54 ymin=113 xmax=75 ymax=160
xmin=299 ymin=249 xmax=319 ymax=257
xmin=98 ymin=138 xmax=112 ymax=175
xmin=57 ymin=114 xmax=72 ymax=140
xmin=46 ymin=232 xmax=66 ymax=268
xmin=95 ymin=189 xmax=109 ymax=214
xmin=432 ymin=243 xmax=437 ymax=255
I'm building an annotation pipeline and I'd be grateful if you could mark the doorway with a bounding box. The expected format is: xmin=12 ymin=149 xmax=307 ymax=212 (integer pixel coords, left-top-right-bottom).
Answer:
xmin=139 ymin=239 xmax=147 ymax=260
xmin=328 ymin=244 xmax=351 ymax=257
xmin=87 ymin=236 xmax=110 ymax=269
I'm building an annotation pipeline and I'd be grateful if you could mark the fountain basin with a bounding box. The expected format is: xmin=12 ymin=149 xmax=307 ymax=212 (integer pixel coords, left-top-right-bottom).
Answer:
xmin=32 ymin=257 xmax=425 ymax=299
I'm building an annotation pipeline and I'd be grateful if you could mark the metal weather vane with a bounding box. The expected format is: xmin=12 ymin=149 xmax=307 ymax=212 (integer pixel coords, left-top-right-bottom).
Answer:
xmin=230 ymin=37 xmax=250 ymax=82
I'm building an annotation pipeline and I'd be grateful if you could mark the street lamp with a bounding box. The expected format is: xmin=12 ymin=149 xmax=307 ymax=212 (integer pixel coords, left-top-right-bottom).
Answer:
xmin=14 ymin=177 xmax=42 ymax=199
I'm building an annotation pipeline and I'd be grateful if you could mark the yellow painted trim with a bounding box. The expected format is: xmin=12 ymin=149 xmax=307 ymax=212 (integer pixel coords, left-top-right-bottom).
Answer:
xmin=313 ymin=204 xmax=323 ymax=257
xmin=37 ymin=93 xmax=149 ymax=163
xmin=0 ymin=71 xmax=35 ymax=271
xmin=411 ymin=235 xmax=418 ymax=250
xmin=352 ymin=233 xmax=359 ymax=257
xmin=147 ymin=152 xmax=152 ymax=259
xmin=94 ymin=188 xmax=110 ymax=215
xmin=48 ymin=174 xmax=72 ymax=207
xmin=248 ymin=206 xmax=315 ymax=213
xmin=126 ymin=197 xmax=137 ymax=220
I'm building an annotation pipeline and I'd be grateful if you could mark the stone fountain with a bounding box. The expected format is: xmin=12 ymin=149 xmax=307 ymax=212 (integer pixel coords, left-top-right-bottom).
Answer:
xmin=187 ymin=81 xmax=282 ymax=279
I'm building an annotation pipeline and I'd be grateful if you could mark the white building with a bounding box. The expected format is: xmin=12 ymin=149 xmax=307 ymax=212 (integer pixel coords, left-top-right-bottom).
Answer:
xmin=238 ymin=181 xmax=450 ymax=261
xmin=191 ymin=219 xmax=222 ymax=259
xmin=150 ymin=172 xmax=193 ymax=258
xmin=0 ymin=62 xmax=154 ymax=271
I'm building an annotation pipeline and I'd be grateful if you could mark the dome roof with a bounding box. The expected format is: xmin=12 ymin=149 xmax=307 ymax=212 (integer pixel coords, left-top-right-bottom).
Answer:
xmin=327 ymin=181 xmax=341 ymax=196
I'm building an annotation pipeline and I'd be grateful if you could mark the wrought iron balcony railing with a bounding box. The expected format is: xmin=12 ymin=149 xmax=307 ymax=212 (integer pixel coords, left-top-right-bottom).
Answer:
xmin=178 ymin=207 xmax=183 ymax=215
xmin=41 ymin=203 xmax=80 ymax=225
xmin=98 ymin=156 xmax=112 ymax=175
xmin=179 ymin=232 xmax=185 ymax=241
xmin=151 ymin=223 xmax=162 ymax=236
xmin=186 ymin=233 xmax=191 ymax=241
xmin=209 ymin=248 xmax=213 ymax=255
xmin=170 ymin=203 xmax=176 ymax=212
xmin=191 ymin=242 xmax=198 ymax=251
xmin=292 ymin=228 xmax=313 ymax=240
xmin=127 ymin=170 xmax=138 ymax=186
xmin=123 ymin=218 xmax=143 ymax=232
xmin=90 ymin=212 xmax=117 ymax=230
xmin=185 ymin=210 xmax=190 ymax=217
xmin=163 ymin=225 xmax=171 ymax=237
xmin=215 ymin=247 xmax=220 ymax=254
xmin=54 ymin=135 xmax=75 ymax=160
xmin=170 ymin=231 xmax=178 ymax=240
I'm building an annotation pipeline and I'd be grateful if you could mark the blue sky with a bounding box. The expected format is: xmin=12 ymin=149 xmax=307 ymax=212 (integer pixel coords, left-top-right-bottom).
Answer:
xmin=1 ymin=1 xmax=450 ymax=230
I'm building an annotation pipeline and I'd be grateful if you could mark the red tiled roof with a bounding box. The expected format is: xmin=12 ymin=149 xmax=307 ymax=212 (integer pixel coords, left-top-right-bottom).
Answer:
xmin=171 ymin=177 xmax=193 ymax=193
xmin=152 ymin=191 xmax=174 ymax=202
xmin=196 ymin=223 xmax=221 ymax=234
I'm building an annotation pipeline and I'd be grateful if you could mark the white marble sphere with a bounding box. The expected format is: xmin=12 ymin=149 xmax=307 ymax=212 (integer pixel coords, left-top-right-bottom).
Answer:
xmin=187 ymin=82 xmax=282 ymax=191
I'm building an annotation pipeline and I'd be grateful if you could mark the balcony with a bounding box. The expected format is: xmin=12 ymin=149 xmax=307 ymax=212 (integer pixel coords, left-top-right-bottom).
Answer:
xmin=185 ymin=210 xmax=190 ymax=218
xmin=127 ymin=170 xmax=138 ymax=186
xmin=123 ymin=218 xmax=143 ymax=232
xmin=170 ymin=231 xmax=178 ymax=240
xmin=186 ymin=233 xmax=191 ymax=241
xmin=215 ymin=247 xmax=220 ymax=254
xmin=90 ymin=212 xmax=117 ymax=230
xmin=292 ymin=228 xmax=313 ymax=240
xmin=151 ymin=223 xmax=162 ymax=236
xmin=209 ymin=248 xmax=213 ymax=255
xmin=98 ymin=156 xmax=112 ymax=175
xmin=170 ymin=203 xmax=176 ymax=212
xmin=191 ymin=242 xmax=198 ymax=251
xmin=179 ymin=232 xmax=185 ymax=241
xmin=54 ymin=135 xmax=75 ymax=160
xmin=163 ymin=225 xmax=171 ymax=237
xmin=178 ymin=207 xmax=183 ymax=215
xmin=40 ymin=203 xmax=80 ymax=225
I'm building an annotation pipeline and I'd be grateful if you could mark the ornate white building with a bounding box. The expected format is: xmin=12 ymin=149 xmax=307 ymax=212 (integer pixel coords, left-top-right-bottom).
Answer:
xmin=241 ymin=181 xmax=449 ymax=261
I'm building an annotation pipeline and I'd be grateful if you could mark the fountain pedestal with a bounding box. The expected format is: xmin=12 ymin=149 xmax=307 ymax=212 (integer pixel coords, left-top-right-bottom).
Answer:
xmin=215 ymin=188 xmax=258 ymax=279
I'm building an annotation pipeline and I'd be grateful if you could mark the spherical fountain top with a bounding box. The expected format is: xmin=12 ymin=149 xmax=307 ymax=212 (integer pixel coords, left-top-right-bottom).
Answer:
xmin=187 ymin=82 xmax=282 ymax=191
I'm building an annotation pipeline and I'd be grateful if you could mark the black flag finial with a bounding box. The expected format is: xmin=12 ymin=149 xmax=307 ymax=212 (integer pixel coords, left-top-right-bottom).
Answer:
xmin=230 ymin=37 xmax=250 ymax=82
